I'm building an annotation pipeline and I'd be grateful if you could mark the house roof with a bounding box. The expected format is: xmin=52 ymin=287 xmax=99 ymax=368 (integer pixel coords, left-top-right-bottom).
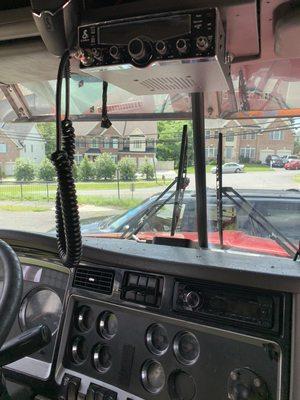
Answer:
xmin=0 ymin=122 xmax=43 ymax=149
xmin=73 ymin=120 xmax=157 ymax=138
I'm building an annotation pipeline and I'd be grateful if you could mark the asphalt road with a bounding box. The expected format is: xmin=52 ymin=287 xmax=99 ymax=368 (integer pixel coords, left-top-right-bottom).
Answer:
xmin=0 ymin=170 xmax=298 ymax=233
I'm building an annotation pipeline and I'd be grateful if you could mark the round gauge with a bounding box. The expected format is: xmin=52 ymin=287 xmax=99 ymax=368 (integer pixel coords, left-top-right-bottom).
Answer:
xmin=173 ymin=331 xmax=200 ymax=365
xmin=93 ymin=344 xmax=112 ymax=373
xmin=146 ymin=324 xmax=169 ymax=355
xmin=168 ymin=370 xmax=196 ymax=400
xmin=98 ymin=311 xmax=118 ymax=340
xmin=71 ymin=336 xmax=88 ymax=364
xmin=75 ymin=305 xmax=93 ymax=332
xmin=141 ymin=360 xmax=166 ymax=394
xmin=19 ymin=288 xmax=62 ymax=335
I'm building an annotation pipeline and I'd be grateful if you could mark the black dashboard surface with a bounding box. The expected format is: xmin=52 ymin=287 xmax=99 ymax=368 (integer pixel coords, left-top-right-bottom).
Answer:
xmin=1 ymin=229 xmax=300 ymax=293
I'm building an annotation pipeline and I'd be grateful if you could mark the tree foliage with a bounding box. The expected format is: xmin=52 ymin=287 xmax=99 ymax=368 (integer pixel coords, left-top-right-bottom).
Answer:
xmin=78 ymin=155 xmax=94 ymax=181
xmin=140 ymin=161 xmax=154 ymax=180
xmin=36 ymin=122 xmax=56 ymax=159
xmin=14 ymin=158 xmax=35 ymax=182
xmin=156 ymin=121 xmax=194 ymax=167
xmin=94 ymin=153 xmax=116 ymax=181
xmin=118 ymin=157 xmax=137 ymax=181
xmin=38 ymin=158 xmax=56 ymax=181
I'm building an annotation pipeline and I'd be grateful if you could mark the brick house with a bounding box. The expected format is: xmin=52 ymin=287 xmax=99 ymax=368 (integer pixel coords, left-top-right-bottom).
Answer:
xmin=73 ymin=121 xmax=157 ymax=167
xmin=0 ymin=128 xmax=21 ymax=176
xmin=204 ymin=118 xmax=295 ymax=163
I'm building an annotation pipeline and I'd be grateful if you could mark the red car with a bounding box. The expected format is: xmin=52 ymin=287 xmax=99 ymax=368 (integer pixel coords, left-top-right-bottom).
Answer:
xmin=284 ymin=160 xmax=300 ymax=170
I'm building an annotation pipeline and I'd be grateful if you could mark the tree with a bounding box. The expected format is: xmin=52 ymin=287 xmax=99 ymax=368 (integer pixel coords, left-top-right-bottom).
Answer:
xmin=38 ymin=158 xmax=56 ymax=181
xmin=78 ymin=155 xmax=94 ymax=181
xmin=294 ymin=140 xmax=300 ymax=155
xmin=94 ymin=153 xmax=116 ymax=180
xmin=14 ymin=158 xmax=35 ymax=182
xmin=36 ymin=122 xmax=56 ymax=159
xmin=156 ymin=121 xmax=194 ymax=168
xmin=140 ymin=161 xmax=154 ymax=180
xmin=118 ymin=157 xmax=137 ymax=181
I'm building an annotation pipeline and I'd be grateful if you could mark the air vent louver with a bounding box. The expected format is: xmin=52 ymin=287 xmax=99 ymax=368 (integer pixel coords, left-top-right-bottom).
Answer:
xmin=73 ymin=266 xmax=114 ymax=294
xmin=121 ymin=272 xmax=163 ymax=307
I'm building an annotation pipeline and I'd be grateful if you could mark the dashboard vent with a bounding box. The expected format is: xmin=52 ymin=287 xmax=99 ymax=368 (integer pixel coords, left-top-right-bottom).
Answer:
xmin=73 ymin=266 xmax=114 ymax=294
xmin=121 ymin=272 xmax=163 ymax=307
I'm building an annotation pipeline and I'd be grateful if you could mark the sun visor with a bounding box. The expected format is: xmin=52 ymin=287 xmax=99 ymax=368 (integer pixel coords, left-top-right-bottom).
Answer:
xmin=275 ymin=7 xmax=300 ymax=58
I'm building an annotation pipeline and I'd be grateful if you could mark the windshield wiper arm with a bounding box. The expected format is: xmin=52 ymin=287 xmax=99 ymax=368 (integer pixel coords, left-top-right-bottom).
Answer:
xmin=222 ymin=186 xmax=298 ymax=259
xmin=171 ymin=125 xmax=189 ymax=236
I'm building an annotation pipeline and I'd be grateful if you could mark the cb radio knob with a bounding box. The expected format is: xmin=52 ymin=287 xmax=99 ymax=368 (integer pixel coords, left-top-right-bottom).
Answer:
xmin=155 ymin=40 xmax=167 ymax=56
xmin=109 ymin=45 xmax=120 ymax=60
xmin=176 ymin=39 xmax=188 ymax=54
xmin=183 ymin=291 xmax=202 ymax=309
xmin=128 ymin=37 xmax=151 ymax=64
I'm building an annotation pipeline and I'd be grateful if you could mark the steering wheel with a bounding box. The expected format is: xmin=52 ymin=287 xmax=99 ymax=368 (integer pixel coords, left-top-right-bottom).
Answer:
xmin=0 ymin=239 xmax=23 ymax=349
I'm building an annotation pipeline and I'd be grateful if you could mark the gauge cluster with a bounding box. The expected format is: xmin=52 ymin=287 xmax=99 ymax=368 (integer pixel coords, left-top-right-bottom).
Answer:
xmin=60 ymin=297 xmax=282 ymax=399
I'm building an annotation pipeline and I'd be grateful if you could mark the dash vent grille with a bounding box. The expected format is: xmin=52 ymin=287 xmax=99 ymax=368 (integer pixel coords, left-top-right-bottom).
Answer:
xmin=73 ymin=266 xmax=114 ymax=294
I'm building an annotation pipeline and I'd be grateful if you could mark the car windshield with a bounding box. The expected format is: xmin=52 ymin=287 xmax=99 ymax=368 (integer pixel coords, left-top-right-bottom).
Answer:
xmin=0 ymin=76 xmax=299 ymax=260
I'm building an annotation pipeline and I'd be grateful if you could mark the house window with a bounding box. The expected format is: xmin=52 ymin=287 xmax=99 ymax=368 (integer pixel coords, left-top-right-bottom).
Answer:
xmin=205 ymin=130 xmax=210 ymax=139
xmin=269 ymin=131 xmax=283 ymax=140
xmin=31 ymin=144 xmax=34 ymax=153
xmin=74 ymin=154 xmax=83 ymax=164
xmin=225 ymin=147 xmax=233 ymax=159
xmin=226 ymin=131 xmax=234 ymax=142
xmin=132 ymin=139 xmax=143 ymax=149
xmin=240 ymin=147 xmax=256 ymax=158
xmin=242 ymin=133 xmax=256 ymax=140
xmin=0 ymin=143 xmax=7 ymax=153
xmin=205 ymin=147 xmax=217 ymax=158
xmin=112 ymin=138 xmax=119 ymax=149
xmin=104 ymin=138 xmax=110 ymax=149
xmin=91 ymin=138 xmax=100 ymax=148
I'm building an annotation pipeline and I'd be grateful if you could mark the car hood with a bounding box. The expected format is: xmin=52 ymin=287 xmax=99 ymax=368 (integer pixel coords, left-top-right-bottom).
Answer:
xmin=83 ymin=230 xmax=291 ymax=258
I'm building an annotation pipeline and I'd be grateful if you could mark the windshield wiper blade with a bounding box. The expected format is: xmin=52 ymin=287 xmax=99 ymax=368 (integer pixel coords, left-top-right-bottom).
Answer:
xmin=216 ymin=132 xmax=223 ymax=247
xmin=222 ymin=186 xmax=298 ymax=259
xmin=171 ymin=125 xmax=189 ymax=236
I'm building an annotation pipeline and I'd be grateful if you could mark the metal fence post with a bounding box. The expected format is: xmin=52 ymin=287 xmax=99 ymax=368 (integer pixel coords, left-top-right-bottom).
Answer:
xmin=46 ymin=182 xmax=49 ymax=202
xmin=116 ymin=169 xmax=120 ymax=199
xmin=20 ymin=182 xmax=23 ymax=201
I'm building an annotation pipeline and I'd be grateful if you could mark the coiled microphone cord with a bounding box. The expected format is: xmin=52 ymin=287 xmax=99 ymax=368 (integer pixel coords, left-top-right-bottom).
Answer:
xmin=51 ymin=51 xmax=82 ymax=268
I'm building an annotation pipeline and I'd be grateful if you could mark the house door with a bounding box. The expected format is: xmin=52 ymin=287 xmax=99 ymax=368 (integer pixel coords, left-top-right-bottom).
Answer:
xmin=259 ymin=149 xmax=273 ymax=163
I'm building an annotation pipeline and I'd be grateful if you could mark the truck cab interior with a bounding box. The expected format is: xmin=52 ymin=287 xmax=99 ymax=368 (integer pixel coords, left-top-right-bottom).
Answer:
xmin=0 ymin=1 xmax=299 ymax=399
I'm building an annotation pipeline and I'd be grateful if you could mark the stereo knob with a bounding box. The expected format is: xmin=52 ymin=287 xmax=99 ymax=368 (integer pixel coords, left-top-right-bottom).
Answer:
xmin=196 ymin=36 xmax=210 ymax=51
xmin=128 ymin=37 xmax=151 ymax=62
xmin=155 ymin=40 xmax=167 ymax=55
xmin=183 ymin=291 xmax=202 ymax=309
xmin=109 ymin=45 xmax=120 ymax=60
xmin=176 ymin=38 xmax=188 ymax=54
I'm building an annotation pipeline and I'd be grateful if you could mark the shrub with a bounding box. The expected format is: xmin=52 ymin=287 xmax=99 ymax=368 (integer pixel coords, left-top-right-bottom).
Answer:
xmin=78 ymin=155 xmax=94 ymax=181
xmin=38 ymin=158 xmax=56 ymax=181
xmin=94 ymin=153 xmax=116 ymax=180
xmin=140 ymin=161 xmax=154 ymax=180
xmin=14 ymin=158 xmax=35 ymax=182
xmin=72 ymin=163 xmax=78 ymax=181
xmin=118 ymin=157 xmax=137 ymax=181
xmin=208 ymin=159 xmax=217 ymax=165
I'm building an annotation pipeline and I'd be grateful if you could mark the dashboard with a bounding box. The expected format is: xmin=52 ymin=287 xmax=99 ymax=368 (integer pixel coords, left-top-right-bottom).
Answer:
xmin=0 ymin=231 xmax=299 ymax=400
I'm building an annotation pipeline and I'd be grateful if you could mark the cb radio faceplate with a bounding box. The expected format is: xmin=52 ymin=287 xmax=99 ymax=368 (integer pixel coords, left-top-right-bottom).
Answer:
xmin=78 ymin=8 xmax=233 ymax=95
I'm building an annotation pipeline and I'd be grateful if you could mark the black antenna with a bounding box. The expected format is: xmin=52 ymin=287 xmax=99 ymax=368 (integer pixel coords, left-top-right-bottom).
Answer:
xmin=216 ymin=132 xmax=223 ymax=248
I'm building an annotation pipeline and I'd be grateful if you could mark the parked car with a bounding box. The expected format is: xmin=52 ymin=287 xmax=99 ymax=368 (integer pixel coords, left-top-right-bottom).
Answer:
xmin=77 ymin=189 xmax=300 ymax=243
xmin=284 ymin=160 xmax=300 ymax=170
xmin=265 ymin=154 xmax=281 ymax=166
xmin=272 ymin=158 xmax=285 ymax=168
xmin=282 ymin=155 xmax=299 ymax=163
xmin=211 ymin=162 xmax=244 ymax=174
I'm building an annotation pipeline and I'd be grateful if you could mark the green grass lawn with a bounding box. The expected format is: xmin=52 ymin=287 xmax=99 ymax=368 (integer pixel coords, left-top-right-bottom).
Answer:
xmin=0 ymin=204 xmax=50 ymax=212
xmin=0 ymin=179 xmax=171 ymax=202
xmin=293 ymin=175 xmax=300 ymax=183
xmin=77 ymin=196 xmax=143 ymax=209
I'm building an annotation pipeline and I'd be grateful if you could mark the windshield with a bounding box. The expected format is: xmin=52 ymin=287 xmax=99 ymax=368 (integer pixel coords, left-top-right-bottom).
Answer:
xmin=0 ymin=77 xmax=299 ymax=260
